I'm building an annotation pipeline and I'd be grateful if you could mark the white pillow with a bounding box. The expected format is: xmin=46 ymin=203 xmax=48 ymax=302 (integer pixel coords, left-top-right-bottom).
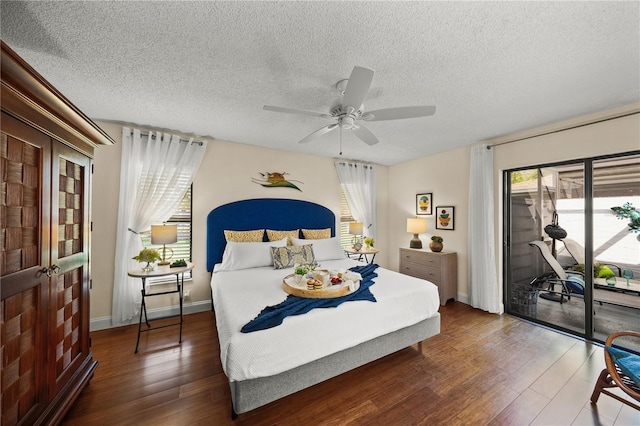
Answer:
xmin=219 ymin=238 xmax=287 ymax=271
xmin=291 ymin=236 xmax=346 ymax=261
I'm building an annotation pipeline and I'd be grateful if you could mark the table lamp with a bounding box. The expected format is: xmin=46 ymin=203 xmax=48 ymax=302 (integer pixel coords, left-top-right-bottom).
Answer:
xmin=407 ymin=217 xmax=427 ymax=249
xmin=151 ymin=224 xmax=178 ymax=265
xmin=349 ymin=221 xmax=363 ymax=250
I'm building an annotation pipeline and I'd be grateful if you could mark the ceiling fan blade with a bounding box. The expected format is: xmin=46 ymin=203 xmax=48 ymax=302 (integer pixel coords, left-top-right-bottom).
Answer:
xmin=299 ymin=123 xmax=338 ymax=144
xmin=264 ymin=105 xmax=332 ymax=119
xmin=351 ymin=125 xmax=379 ymax=146
xmin=362 ymin=106 xmax=436 ymax=121
xmin=342 ymin=66 xmax=374 ymax=110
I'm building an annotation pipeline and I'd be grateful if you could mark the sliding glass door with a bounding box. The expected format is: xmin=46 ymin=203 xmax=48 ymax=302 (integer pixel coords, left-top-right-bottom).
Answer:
xmin=505 ymin=163 xmax=586 ymax=335
xmin=504 ymin=152 xmax=640 ymax=347
xmin=591 ymin=156 xmax=640 ymax=347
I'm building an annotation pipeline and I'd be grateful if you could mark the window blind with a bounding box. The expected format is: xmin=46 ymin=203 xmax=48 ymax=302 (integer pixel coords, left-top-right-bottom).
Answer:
xmin=339 ymin=188 xmax=355 ymax=249
xmin=140 ymin=186 xmax=192 ymax=283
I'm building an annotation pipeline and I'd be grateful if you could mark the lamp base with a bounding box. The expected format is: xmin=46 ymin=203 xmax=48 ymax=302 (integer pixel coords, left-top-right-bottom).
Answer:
xmin=158 ymin=245 xmax=174 ymax=266
xmin=409 ymin=235 xmax=422 ymax=249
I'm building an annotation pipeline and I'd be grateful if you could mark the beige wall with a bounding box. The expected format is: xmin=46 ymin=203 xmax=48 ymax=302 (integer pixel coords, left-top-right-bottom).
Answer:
xmin=90 ymin=122 xmax=390 ymax=324
xmin=90 ymin=122 xmax=122 ymax=319
xmin=387 ymin=146 xmax=472 ymax=301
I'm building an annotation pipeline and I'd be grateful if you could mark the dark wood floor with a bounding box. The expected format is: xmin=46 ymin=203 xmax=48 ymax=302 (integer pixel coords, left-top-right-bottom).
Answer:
xmin=62 ymin=303 xmax=639 ymax=425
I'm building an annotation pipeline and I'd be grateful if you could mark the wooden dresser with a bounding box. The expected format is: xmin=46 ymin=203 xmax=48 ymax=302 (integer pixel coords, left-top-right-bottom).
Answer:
xmin=1 ymin=41 xmax=114 ymax=425
xmin=399 ymin=248 xmax=457 ymax=306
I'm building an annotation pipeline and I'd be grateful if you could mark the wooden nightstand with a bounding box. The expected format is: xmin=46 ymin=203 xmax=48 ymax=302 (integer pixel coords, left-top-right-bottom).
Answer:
xmin=399 ymin=248 xmax=457 ymax=306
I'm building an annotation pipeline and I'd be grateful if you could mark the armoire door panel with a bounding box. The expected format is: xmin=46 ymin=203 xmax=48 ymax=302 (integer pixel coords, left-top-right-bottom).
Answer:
xmin=1 ymin=112 xmax=52 ymax=425
xmin=51 ymin=144 xmax=90 ymax=263
xmin=0 ymin=267 xmax=49 ymax=425
xmin=1 ymin=115 xmax=51 ymax=280
xmin=57 ymin=156 xmax=85 ymax=258
xmin=49 ymin=144 xmax=91 ymax=396
xmin=51 ymin=267 xmax=84 ymax=386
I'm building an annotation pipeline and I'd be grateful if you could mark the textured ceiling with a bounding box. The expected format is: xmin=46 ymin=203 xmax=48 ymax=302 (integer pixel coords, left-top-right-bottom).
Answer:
xmin=1 ymin=1 xmax=639 ymax=165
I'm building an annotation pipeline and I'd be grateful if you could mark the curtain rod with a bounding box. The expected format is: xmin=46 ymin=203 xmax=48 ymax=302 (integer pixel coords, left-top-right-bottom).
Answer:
xmin=334 ymin=158 xmax=376 ymax=167
xmin=133 ymin=131 xmax=204 ymax=146
xmin=487 ymin=111 xmax=639 ymax=150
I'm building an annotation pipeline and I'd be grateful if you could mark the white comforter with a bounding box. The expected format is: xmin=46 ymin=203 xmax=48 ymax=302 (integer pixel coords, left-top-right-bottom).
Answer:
xmin=211 ymin=258 xmax=440 ymax=382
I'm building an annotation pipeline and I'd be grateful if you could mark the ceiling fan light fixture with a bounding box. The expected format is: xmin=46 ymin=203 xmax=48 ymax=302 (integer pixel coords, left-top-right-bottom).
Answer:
xmin=340 ymin=116 xmax=355 ymax=129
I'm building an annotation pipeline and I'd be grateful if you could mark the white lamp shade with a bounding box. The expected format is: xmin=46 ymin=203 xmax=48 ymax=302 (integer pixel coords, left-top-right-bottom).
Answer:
xmin=151 ymin=224 xmax=177 ymax=245
xmin=349 ymin=222 xmax=363 ymax=235
xmin=406 ymin=217 xmax=427 ymax=234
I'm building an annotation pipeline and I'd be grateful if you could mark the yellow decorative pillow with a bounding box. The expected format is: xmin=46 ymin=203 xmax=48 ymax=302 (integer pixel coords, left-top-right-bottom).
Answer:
xmin=271 ymin=245 xmax=316 ymax=269
xmin=266 ymin=229 xmax=299 ymax=245
xmin=301 ymin=228 xmax=331 ymax=239
xmin=224 ymin=229 xmax=265 ymax=242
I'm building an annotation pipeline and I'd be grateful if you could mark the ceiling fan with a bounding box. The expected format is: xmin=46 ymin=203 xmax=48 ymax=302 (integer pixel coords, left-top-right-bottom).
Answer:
xmin=263 ymin=66 xmax=436 ymax=146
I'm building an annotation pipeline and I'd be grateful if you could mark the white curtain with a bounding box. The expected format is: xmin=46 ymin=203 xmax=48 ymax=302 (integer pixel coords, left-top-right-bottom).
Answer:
xmin=112 ymin=127 xmax=207 ymax=325
xmin=335 ymin=161 xmax=376 ymax=240
xmin=468 ymin=144 xmax=501 ymax=313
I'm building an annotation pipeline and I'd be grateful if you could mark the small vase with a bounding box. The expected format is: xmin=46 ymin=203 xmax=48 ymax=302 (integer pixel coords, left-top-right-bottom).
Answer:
xmin=429 ymin=241 xmax=443 ymax=252
xmin=141 ymin=262 xmax=154 ymax=272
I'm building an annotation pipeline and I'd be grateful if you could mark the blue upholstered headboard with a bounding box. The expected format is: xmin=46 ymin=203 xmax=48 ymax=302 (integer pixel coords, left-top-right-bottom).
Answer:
xmin=206 ymin=198 xmax=336 ymax=271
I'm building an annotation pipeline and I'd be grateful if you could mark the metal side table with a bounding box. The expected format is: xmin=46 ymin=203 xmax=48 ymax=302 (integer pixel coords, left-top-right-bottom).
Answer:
xmin=344 ymin=247 xmax=379 ymax=264
xmin=128 ymin=262 xmax=194 ymax=353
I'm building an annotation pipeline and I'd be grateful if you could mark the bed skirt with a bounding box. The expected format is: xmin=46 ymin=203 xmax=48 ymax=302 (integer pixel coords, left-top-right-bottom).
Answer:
xmin=228 ymin=312 xmax=441 ymax=415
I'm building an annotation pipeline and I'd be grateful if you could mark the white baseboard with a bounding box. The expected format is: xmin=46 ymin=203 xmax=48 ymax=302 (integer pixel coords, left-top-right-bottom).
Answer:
xmin=90 ymin=300 xmax=212 ymax=332
xmin=457 ymin=292 xmax=469 ymax=305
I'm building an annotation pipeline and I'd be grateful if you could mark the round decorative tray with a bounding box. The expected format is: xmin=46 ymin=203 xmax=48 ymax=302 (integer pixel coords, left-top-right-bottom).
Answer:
xmin=282 ymin=271 xmax=360 ymax=299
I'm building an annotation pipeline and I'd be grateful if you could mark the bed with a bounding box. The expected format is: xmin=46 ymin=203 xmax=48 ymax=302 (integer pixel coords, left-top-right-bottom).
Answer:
xmin=207 ymin=198 xmax=441 ymax=417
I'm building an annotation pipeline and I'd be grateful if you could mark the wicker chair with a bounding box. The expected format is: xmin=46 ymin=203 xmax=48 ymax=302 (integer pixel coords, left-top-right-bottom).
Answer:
xmin=590 ymin=331 xmax=640 ymax=411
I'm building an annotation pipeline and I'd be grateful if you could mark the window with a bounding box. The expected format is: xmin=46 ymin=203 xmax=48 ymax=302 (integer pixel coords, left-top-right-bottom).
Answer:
xmin=141 ymin=186 xmax=192 ymax=281
xmin=339 ymin=188 xmax=355 ymax=249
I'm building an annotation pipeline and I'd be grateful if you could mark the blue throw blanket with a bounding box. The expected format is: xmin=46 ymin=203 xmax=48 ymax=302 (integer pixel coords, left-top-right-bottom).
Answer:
xmin=241 ymin=263 xmax=378 ymax=333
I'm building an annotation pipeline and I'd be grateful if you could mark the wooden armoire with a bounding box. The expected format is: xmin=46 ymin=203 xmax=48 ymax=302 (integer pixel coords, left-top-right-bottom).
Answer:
xmin=1 ymin=41 xmax=114 ymax=425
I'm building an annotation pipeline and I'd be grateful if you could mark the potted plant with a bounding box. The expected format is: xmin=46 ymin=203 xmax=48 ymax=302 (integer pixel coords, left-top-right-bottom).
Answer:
xmin=364 ymin=237 xmax=375 ymax=249
xmin=294 ymin=263 xmax=317 ymax=285
xmin=429 ymin=235 xmax=443 ymax=252
xmin=133 ymin=248 xmax=161 ymax=272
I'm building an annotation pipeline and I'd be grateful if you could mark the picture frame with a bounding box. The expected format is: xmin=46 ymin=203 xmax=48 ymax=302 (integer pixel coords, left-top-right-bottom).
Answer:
xmin=416 ymin=193 xmax=433 ymax=216
xmin=435 ymin=206 xmax=455 ymax=230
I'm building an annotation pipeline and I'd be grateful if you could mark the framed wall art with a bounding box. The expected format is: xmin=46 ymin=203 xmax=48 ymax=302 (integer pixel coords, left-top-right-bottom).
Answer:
xmin=435 ymin=206 xmax=455 ymax=230
xmin=416 ymin=193 xmax=433 ymax=215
